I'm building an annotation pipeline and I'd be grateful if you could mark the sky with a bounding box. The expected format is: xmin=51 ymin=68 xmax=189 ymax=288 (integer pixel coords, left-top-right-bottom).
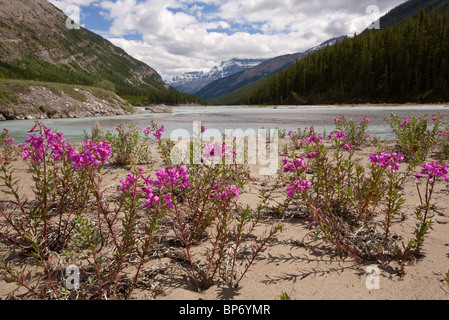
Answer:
xmin=49 ymin=0 xmax=409 ymax=81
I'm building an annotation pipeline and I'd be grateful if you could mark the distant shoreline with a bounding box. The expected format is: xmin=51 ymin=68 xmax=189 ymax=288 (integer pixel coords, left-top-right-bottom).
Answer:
xmin=176 ymin=103 xmax=449 ymax=110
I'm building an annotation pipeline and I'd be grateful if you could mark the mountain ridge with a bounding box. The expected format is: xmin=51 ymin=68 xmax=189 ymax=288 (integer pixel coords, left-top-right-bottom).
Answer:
xmin=195 ymin=36 xmax=346 ymax=101
xmin=166 ymin=58 xmax=266 ymax=94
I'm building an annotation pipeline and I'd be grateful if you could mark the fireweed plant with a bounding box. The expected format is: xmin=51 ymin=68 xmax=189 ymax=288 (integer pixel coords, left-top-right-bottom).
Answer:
xmin=333 ymin=113 xmax=371 ymax=147
xmin=104 ymin=121 xmax=154 ymax=166
xmin=412 ymin=162 xmax=448 ymax=252
xmin=389 ymin=161 xmax=449 ymax=274
xmin=387 ymin=113 xmax=442 ymax=166
xmin=0 ymin=122 xmax=113 ymax=298
xmin=139 ymin=121 xmax=282 ymax=292
xmin=280 ymin=120 xmax=413 ymax=265
xmin=286 ymin=126 xmax=320 ymax=150
xmin=0 ymin=128 xmax=15 ymax=163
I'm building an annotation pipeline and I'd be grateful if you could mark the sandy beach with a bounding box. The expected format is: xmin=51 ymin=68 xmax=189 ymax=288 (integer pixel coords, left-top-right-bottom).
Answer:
xmin=1 ymin=135 xmax=448 ymax=301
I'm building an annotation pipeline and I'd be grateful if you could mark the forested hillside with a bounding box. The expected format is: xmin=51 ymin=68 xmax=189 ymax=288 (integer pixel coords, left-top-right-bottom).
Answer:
xmin=373 ymin=0 xmax=449 ymax=31
xmin=238 ymin=8 xmax=449 ymax=105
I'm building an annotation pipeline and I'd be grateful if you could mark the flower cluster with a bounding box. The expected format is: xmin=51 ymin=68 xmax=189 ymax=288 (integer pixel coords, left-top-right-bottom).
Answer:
xmin=153 ymin=165 xmax=191 ymax=188
xmin=202 ymin=142 xmax=236 ymax=161
xmin=400 ymin=117 xmax=412 ymax=127
xmin=69 ymin=140 xmax=112 ymax=170
xmin=304 ymin=133 xmax=323 ymax=145
xmin=327 ymin=131 xmax=346 ymax=141
xmin=210 ymin=181 xmax=240 ymax=202
xmin=3 ymin=137 xmax=14 ymax=145
xmin=286 ymin=179 xmax=312 ymax=198
xmin=360 ymin=116 xmax=370 ymax=124
xmin=1 ymin=128 xmax=13 ymax=144
xmin=144 ymin=125 xmax=165 ymax=140
xmin=120 ymin=165 xmax=191 ymax=209
xmin=282 ymin=156 xmax=307 ymax=173
xmin=120 ymin=171 xmax=140 ymax=191
xmin=414 ymin=161 xmax=449 ymax=182
xmin=21 ymin=126 xmax=68 ymax=163
xmin=20 ymin=124 xmax=112 ymax=170
xmin=369 ymin=151 xmax=404 ymax=172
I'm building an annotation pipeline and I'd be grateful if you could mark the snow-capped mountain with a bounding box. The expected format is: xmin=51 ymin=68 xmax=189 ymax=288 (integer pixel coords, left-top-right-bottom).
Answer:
xmin=166 ymin=58 xmax=266 ymax=94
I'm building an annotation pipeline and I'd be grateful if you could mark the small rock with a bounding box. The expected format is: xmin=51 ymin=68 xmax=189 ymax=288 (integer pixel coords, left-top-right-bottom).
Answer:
xmin=145 ymin=104 xmax=174 ymax=113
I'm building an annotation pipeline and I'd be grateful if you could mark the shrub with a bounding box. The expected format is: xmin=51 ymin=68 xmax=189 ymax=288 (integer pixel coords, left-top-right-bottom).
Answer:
xmin=282 ymin=128 xmax=410 ymax=266
xmin=387 ymin=113 xmax=442 ymax=166
xmin=0 ymin=128 xmax=15 ymax=163
xmin=333 ymin=113 xmax=371 ymax=147
xmin=104 ymin=121 xmax=153 ymax=166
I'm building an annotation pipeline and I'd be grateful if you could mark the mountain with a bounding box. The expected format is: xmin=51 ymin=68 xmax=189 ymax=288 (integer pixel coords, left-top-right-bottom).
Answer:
xmin=238 ymin=5 xmax=449 ymax=105
xmin=195 ymin=36 xmax=345 ymax=101
xmin=0 ymin=0 xmax=203 ymax=108
xmin=166 ymin=58 xmax=266 ymax=94
xmin=0 ymin=0 xmax=166 ymax=90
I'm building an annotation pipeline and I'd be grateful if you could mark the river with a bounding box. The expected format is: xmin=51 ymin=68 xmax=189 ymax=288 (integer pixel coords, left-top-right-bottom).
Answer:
xmin=2 ymin=105 xmax=449 ymax=142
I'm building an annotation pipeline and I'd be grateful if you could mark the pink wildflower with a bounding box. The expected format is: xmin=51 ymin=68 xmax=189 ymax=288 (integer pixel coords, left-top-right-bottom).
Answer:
xmin=360 ymin=116 xmax=370 ymax=124
xmin=369 ymin=151 xmax=404 ymax=172
xmin=164 ymin=194 xmax=174 ymax=209
xmin=3 ymin=138 xmax=14 ymax=144
xmin=142 ymin=188 xmax=159 ymax=208
xmin=282 ymin=156 xmax=307 ymax=172
xmin=328 ymin=131 xmax=346 ymax=141
xmin=69 ymin=140 xmax=112 ymax=170
xmin=210 ymin=181 xmax=240 ymax=202
xmin=414 ymin=161 xmax=449 ymax=182
xmin=286 ymin=179 xmax=311 ymax=198
xmin=400 ymin=117 xmax=411 ymax=127
xmin=153 ymin=126 xmax=165 ymax=140
xmin=120 ymin=172 xmax=139 ymax=192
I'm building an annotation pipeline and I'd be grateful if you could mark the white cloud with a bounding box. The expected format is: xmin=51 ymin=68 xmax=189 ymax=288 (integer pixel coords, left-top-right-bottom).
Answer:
xmin=50 ymin=0 xmax=408 ymax=80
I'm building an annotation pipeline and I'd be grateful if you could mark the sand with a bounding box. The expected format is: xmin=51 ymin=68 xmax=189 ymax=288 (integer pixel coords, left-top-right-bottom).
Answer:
xmin=0 ymin=137 xmax=448 ymax=301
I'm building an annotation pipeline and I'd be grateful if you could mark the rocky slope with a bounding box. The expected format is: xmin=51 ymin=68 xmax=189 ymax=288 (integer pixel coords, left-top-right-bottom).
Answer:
xmin=0 ymin=0 xmax=167 ymax=95
xmin=0 ymin=80 xmax=134 ymax=121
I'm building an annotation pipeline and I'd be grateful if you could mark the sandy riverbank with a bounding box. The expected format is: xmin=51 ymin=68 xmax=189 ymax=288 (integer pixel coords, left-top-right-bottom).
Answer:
xmin=1 ymin=137 xmax=448 ymax=300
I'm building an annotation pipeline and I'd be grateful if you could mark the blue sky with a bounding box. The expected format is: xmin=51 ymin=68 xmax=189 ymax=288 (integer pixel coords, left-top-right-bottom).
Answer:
xmin=49 ymin=0 xmax=408 ymax=80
